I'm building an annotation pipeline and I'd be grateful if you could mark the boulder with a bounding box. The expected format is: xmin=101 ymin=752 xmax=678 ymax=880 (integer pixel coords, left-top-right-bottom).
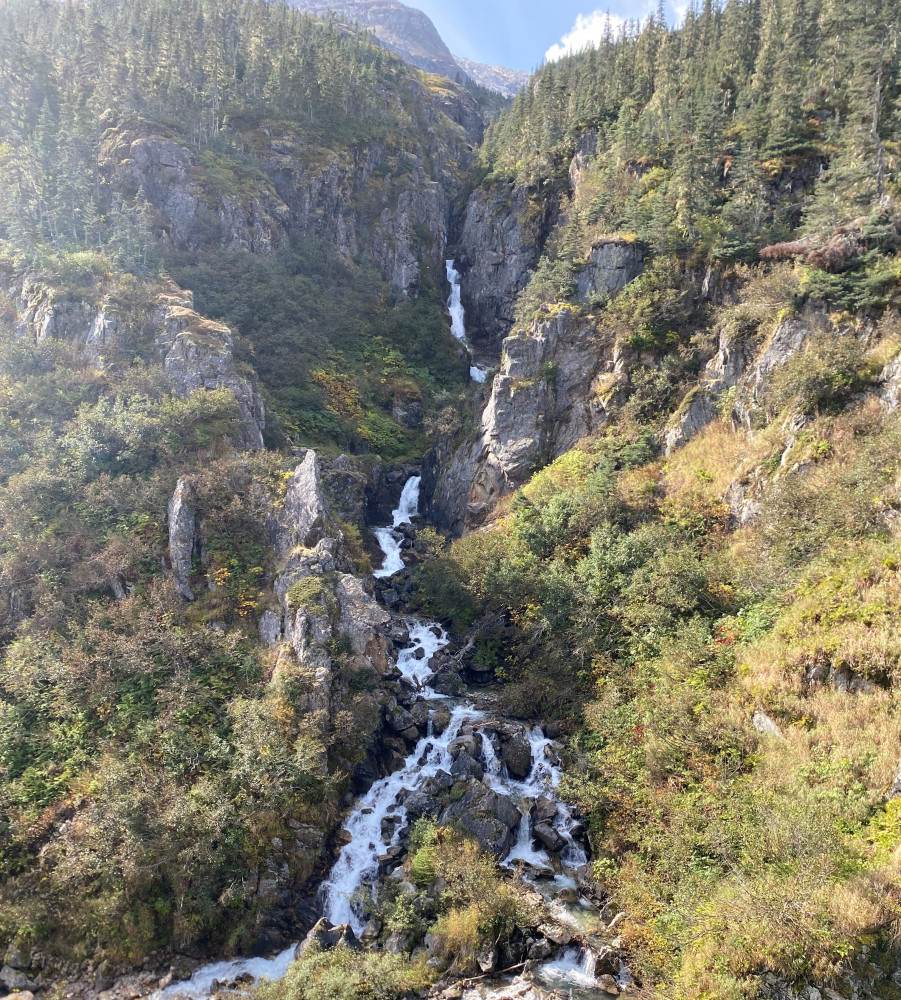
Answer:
xmin=450 ymin=751 xmax=485 ymax=780
xmin=439 ymin=782 xmax=520 ymax=856
xmin=0 ymin=965 xmax=37 ymax=991
xmin=502 ymin=736 xmax=533 ymax=779
xmin=533 ymin=821 xmax=565 ymax=853
xmin=534 ymin=795 xmax=558 ymax=823
xmin=598 ymin=973 xmax=620 ymax=995
xmin=294 ymin=919 xmax=360 ymax=960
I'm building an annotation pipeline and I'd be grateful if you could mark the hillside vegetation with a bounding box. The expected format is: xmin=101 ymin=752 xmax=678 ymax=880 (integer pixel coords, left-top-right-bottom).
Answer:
xmin=3 ymin=0 xmax=901 ymax=997
xmin=413 ymin=0 xmax=901 ymax=996
xmin=0 ymin=0 xmax=477 ymax=966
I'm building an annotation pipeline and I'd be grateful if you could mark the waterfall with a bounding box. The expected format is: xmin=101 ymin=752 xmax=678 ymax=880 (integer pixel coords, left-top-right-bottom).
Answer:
xmin=445 ymin=260 xmax=487 ymax=384
xmin=159 ymin=481 xmax=588 ymax=997
xmin=538 ymin=946 xmax=600 ymax=988
xmin=373 ymin=475 xmax=421 ymax=579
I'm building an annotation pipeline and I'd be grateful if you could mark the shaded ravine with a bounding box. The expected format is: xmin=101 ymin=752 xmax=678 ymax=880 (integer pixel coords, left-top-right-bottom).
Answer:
xmin=161 ymin=481 xmax=597 ymax=998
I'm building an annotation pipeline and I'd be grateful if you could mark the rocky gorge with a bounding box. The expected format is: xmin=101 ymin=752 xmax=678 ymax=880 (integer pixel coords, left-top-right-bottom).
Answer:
xmin=4 ymin=1 xmax=901 ymax=998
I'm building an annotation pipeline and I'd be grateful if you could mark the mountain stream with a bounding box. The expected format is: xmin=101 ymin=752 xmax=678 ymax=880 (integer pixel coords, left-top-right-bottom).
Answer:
xmin=161 ymin=396 xmax=607 ymax=998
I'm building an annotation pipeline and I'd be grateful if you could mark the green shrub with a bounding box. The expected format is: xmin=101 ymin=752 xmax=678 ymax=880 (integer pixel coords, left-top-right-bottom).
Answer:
xmin=767 ymin=333 xmax=872 ymax=416
xmin=286 ymin=577 xmax=329 ymax=613
xmin=255 ymin=945 xmax=434 ymax=1000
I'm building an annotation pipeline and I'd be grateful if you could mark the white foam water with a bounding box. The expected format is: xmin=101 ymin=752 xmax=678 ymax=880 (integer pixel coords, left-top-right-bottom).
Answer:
xmin=396 ymin=621 xmax=448 ymax=689
xmin=446 ymin=260 xmax=488 ymax=384
xmin=537 ymin=946 xmax=599 ymax=989
xmin=321 ymin=699 xmax=478 ymax=932
xmin=157 ymin=947 xmax=295 ymax=998
xmin=373 ymin=476 xmax=420 ymax=579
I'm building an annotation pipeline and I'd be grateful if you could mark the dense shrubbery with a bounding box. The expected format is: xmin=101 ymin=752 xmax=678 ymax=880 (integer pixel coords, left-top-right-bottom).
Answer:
xmin=256 ymin=944 xmax=433 ymax=1000
xmin=415 ymin=344 xmax=901 ymax=994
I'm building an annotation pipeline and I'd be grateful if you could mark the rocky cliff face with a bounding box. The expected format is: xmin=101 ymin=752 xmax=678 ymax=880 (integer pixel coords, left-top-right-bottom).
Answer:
xmin=288 ymin=0 xmax=463 ymax=82
xmin=453 ymin=57 xmax=530 ymax=98
xmin=662 ymin=307 xmax=860 ymax=457
xmin=428 ymin=307 xmax=629 ymax=533
xmin=6 ymin=270 xmax=267 ymax=450
xmin=100 ymin=85 xmax=480 ymax=298
xmin=156 ymin=286 xmax=267 ymax=449
xmin=456 ymin=180 xmax=557 ymax=354
xmin=428 ymin=238 xmax=644 ymax=534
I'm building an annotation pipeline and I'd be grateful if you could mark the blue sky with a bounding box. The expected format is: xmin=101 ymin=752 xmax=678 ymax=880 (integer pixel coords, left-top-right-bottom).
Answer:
xmin=410 ymin=1 xmax=686 ymax=71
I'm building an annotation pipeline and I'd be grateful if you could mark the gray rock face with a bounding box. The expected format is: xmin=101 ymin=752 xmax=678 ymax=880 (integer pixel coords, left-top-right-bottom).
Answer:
xmin=100 ymin=85 xmax=478 ymax=299
xmin=167 ymin=478 xmax=196 ymax=601
xmin=439 ymin=781 xmax=521 ymax=856
xmin=284 ymin=451 xmax=328 ymax=549
xmin=101 ymin=132 xmax=290 ymax=255
xmin=430 ymin=308 xmax=625 ymax=533
xmin=574 ymin=240 xmax=645 ymax=302
xmin=458 ymin=182 xmax=552 ymax=354
xmin=156 ymin=287 xmax=266 ymax=450
xmin=13 ymin=278 xmax=120 ymax=361
xmin=453 ymin=56 xmax=530 ymax=97
xmin=288 ymin=0 xmax=463 ymax=82
xmin=741 ymin=318 xmax=813 ymax=413
xmin=664 ymin=310 xmax=824 ymax=455
xmin=664 ymin=390 xmax=719 ymax=456
xmin=724 ymin=479 xmax=764 ymax=528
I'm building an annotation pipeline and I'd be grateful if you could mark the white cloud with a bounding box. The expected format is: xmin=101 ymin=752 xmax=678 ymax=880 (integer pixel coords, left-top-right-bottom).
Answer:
xmin=545 ymin=10 xmax=626 ymax=62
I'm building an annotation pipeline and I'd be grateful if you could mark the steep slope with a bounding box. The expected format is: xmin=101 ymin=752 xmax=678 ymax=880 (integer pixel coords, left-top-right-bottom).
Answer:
xmin=414 ymin=2 xmax=901 ymax=998
xmin=452 ymin=57 xmax=531 ymax=98
xmin=287 ymin=0 xmax=464 ymax=82
xmin=0 ymin=0 xmax=489 ymax=978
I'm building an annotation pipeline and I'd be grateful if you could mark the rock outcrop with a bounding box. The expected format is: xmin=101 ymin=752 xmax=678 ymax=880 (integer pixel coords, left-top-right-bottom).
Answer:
xmin=167 ymin=478 xmax=197 ymax=601
xmin=574 ymin=239 xmax=645 ymax=302
xmin=100 ymin=132 xmax=290 ymax=255
xmin=664 ymin=308 xmax=845 ymax=455
xmin=155 ymin=286 xmax=266 ymax=450
xmin=429 ymin=307 xmax=627 ymax=533
xmin=457 ymin=181 xmax=555 ymax=354
xmin=4 ymin=270 xmax=267 ymax=451
xmin=99 ymin=75 xmax=480 ymax=300
xmin=11 ymin=277 xmax=120 ymax=361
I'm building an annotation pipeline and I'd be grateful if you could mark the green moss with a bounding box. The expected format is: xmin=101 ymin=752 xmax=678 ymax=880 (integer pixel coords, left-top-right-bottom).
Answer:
xmin=286 ymin=576 xmax=329 ymax=613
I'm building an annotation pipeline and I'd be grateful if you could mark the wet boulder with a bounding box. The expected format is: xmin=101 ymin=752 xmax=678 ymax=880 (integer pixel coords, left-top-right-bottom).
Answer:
xmin=534 ymin=795 xmax=558 ymax=824
xmin=431 ymin=706 xmax=452 ymax=735
xmin=295 ymin=919 xmax=360 ymax=960
xmin=439 ymin=782 xmax=521 ymax=856
xmin=533 ymin=821 xmax=565 ymax=853
xmin=502 ymin=736 xmax=533 ymax=779
xmin=450 ymin=751 xmax=485 ymax=780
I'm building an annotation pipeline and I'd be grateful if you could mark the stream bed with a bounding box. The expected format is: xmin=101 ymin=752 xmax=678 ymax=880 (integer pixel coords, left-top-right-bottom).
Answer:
xmin=161 ymin=479 xmax=610 ymax=998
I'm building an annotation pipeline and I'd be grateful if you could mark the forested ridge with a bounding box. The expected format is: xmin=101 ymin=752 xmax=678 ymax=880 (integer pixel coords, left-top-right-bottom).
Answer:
xmin=2 ymin=0 xmax=901 ymax=998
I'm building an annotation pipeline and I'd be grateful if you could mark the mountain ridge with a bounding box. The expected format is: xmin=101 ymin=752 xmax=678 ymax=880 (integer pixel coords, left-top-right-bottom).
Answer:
xmin=286 ymin=0 xmax=527 ymax=94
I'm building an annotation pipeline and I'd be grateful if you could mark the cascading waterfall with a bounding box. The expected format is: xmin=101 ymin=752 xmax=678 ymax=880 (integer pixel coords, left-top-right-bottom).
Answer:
xmin=446 ymin=260 xmax=487 ymax=384
xmin=160 ymin=476 xmax=591 ymax=997
xmin=373 ymin=475 xmax=420 ymax=579
xmin=538 ymin=946 xmax=600 ymax=990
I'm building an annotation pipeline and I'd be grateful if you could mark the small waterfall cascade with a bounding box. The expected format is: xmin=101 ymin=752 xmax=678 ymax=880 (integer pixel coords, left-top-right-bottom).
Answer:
xmin=373 ymin=475 xmax=421 ymax=579
xmin=538 ymin=946 xmax=600 ymax=989
xmin=446 ymin=260 xmax=488 ymax=384
xmin=160 ymin=480 xmax=590 ymax=997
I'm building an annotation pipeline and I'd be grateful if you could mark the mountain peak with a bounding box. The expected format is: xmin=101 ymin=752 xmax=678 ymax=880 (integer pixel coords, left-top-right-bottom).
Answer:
xmin=287 ymin=0 xmax=526 ymax=94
